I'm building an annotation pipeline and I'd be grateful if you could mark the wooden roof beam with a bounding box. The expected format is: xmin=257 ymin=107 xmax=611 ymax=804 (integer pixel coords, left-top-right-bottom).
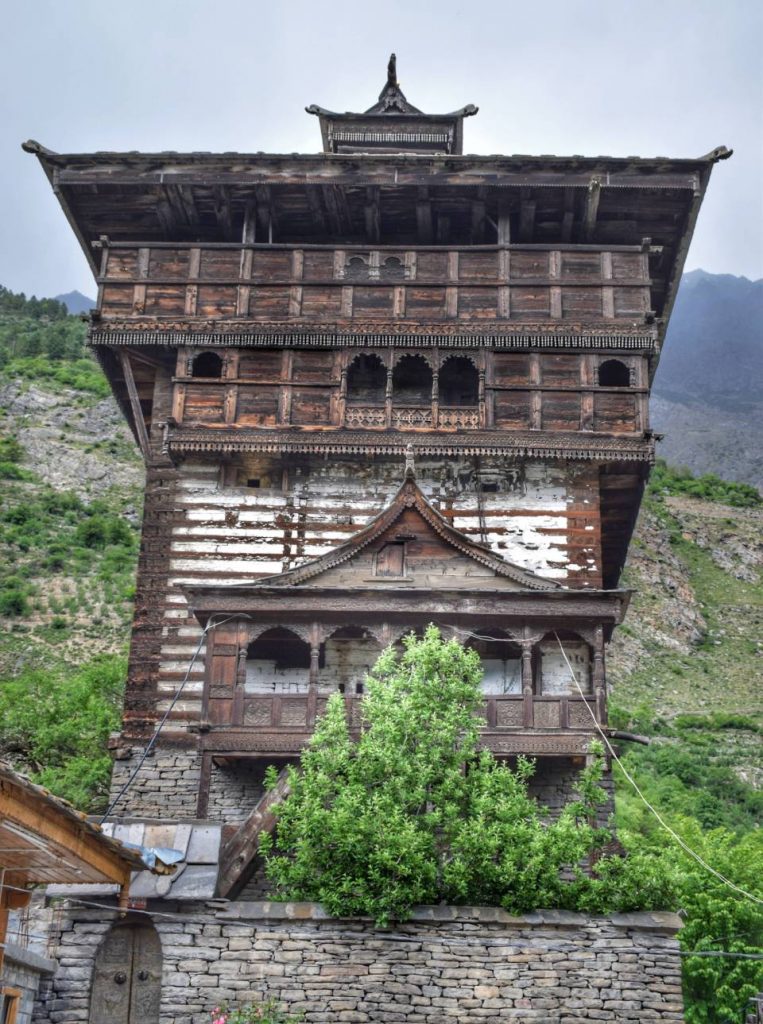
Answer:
xmin=216 ymin=767 xmax=291 ymax=898
xmin=305 ymin=186 xmax=328 ymax=235
xmin=518 ymin=188 xmax=536 ymax=243
xmin=322 ymin=185 xmax=350 ymax=238
xmin=165 ymin=184 xmax=199 ymax=231
xmin=365 ymin=186 xmax=380 ymax=244
xmin=561 ymin=188 xmax=575 ymax=243
xmin=416 ymin=186 xmax=433 ymax=243
xmin=470 ymin=187 xmax=486 ymax=243
xmin=213 ymin=186 xmax=233 ymax=239
xmin=583 ymin=178 xmax=602 ymax=242
xmin=254 ymin=185 xmax=276 ymax=242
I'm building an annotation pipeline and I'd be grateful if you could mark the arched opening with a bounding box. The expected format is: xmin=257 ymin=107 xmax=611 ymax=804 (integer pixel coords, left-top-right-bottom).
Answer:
xmin=392 ymin=354 xmax=433 ymax=406
xmin=191 ymin=351 xmax=223 ymax=379
xmin=466 ymin=629 xmax=522 ymax=694
xmin=440 ymin=356 xmax=479 ymax=407
xmin=90 ymin=921 xmax=161 ymax=1024
xmin=538 ymin=631 xmax=592 ymax=695
xmin=318 ymin=626 xmax=381 ymax=695
xmin=381 ymin=256 xmax=405 ymax=280
xmin=598 ymin=359 xmax=630 ymax=388
xmin=345 ymin=256 xmax=368 ymax=280
xmin=245 ymin=627 xmax=311 ymax=694
xmin=346 ymin=354 xmax=387 ymax=405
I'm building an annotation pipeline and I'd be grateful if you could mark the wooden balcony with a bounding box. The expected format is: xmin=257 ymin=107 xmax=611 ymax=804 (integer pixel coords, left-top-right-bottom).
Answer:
xmin=96 ymin=241 xmax=652 ymax=328
xmin=200 ymin=692 xmax=603 ymax=760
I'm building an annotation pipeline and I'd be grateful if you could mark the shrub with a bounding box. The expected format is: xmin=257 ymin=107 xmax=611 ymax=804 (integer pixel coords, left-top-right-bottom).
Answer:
xmin=263 ymin=627 xmax=672 ymax=925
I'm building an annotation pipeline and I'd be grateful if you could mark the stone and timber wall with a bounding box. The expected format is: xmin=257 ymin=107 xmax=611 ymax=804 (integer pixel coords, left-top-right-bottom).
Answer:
xmin=34 ymin=902 xmax=684 ymax=1024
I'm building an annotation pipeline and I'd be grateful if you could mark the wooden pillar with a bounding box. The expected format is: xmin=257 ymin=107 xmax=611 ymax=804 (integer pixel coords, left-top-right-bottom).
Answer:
xmin=431 ymin=365 xmax=439 ymax=429
xmin=478 ymin=370 xmax=486 ymax=428
xmin=593 ymin=625 xmax=607 ymax=725
xmin=385 ymin=352 xmax=394 ymax=428
xmin=308 ymin=624 xmax=320 ymax=726
xmin=338 ymin=364 xmax=348 ymax=427
xmin=521 ymin=637 xmax=535 ymax=728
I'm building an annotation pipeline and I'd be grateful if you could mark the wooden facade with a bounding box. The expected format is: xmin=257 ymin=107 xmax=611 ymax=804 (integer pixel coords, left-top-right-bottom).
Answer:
xmin=26 ymin=58 xmax=728 ymax=849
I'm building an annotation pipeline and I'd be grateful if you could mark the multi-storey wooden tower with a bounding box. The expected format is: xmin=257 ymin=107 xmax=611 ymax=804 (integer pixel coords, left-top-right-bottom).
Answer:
xmin=26 ymin=56 xmax=728 ymax=900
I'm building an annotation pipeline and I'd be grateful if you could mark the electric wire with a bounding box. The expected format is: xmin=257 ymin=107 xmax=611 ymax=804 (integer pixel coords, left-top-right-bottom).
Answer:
xmin=552 ymin=631 xmax=763 ymax=908
xmin=100 ymin=614 xmax=246 ymax=822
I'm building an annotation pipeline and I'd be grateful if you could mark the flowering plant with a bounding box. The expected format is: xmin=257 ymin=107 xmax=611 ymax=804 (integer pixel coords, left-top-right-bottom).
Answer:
xmin=210 ymin=999 xmax=303 ymax=1024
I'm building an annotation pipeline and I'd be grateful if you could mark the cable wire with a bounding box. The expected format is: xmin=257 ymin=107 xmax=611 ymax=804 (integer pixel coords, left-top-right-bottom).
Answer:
xmin=552 ymin=632 xmax=763 ymax=907
xmin=100 ymin=615 xmax=245 ymax=822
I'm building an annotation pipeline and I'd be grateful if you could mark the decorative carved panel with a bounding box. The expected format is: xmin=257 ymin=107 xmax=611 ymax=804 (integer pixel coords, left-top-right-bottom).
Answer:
xmin=496 ymin=701 xmax=524 ymax=727
xmin=243 ymin=700 xmax=273 ymax=727
xmin=533 ymin=701 xmax=561 ymax=729
xmin=280 ymin=700 xmax=308 ymax=727
xmin=392 ymin=406 xmax=432 ymax=428
xmin=568 ymin=701 xmax=594 ymax=728
xmin=439 ymin=408 xmax=480 ymax=429
xmin=345 ymin=406 xmax=386 ymax=428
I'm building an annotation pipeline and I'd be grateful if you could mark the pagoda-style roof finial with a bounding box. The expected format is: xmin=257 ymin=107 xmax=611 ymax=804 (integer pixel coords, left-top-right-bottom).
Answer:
xmin=365 ymin=53 xmax=422 ymax=115
xmin=306 ymin=53 xmax=478 ymax=155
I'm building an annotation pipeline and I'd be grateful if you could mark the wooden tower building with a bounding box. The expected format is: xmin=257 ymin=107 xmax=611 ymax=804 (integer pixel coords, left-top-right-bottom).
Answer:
xmin=26 ymin=56 xmax=729 ymax=903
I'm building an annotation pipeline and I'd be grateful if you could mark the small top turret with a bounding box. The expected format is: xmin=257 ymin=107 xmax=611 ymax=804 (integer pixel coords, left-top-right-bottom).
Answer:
xmin=306 ymin=53 xmax=477 ymax=155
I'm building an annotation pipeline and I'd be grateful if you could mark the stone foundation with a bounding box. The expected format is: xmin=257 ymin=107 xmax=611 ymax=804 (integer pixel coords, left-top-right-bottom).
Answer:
xmin=34 ymin=902 xmax=684 ymax=1024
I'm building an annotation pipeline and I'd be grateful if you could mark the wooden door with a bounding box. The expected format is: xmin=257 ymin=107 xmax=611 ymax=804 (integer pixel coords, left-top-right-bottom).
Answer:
xmin=90 ymin=922 xmax=162 ymax=1024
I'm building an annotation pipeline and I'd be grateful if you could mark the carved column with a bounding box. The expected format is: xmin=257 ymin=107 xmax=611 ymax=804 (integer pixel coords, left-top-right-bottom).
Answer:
xmin=308 ymin=624 xmax=320 ymax=726
xmin=593 ymin=625 xmax=607 ymax=725
xmin=521 ymin=638 xmax=535 ymax=729
xmin=338 ymin=365 xmax=348 ymax=427
xmin=385 ymin=353 xmax=394 ymax=428
xmin=431 ymin=368 xmax=439 ymax=429
xmin=478 ymin=370 xmax=486 ymax=428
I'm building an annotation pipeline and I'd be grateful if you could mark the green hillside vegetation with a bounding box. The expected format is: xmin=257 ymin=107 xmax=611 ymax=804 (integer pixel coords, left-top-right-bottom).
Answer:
xmin=0 ymin=294 xmax=759 ymax=1020
xmin=0 ymin=284 xmax=108 ymax=395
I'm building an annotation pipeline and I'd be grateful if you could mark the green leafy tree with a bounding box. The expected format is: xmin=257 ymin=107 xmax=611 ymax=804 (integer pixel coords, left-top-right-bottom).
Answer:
xmin=0 ymin=655 xmax=126 ymax=810
xmin=263 ymin=626 xmax=671 ymax=925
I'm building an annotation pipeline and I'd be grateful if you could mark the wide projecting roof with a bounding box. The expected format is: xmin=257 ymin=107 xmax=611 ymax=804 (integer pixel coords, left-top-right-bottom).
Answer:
xmin=22 ymin=55 xmax=731 ymax=326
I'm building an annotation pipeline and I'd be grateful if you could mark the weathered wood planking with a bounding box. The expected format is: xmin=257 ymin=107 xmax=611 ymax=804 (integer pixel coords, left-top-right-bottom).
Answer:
xmin=98 ymin=244 xmax=651 ymax=327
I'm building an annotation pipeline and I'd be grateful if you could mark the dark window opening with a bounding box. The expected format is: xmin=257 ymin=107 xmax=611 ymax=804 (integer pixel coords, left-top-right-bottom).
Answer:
xmin=345 ymin=256 xmax=368 ymax=280
xmin=381 ymin=256 xmax=405 ymax=280
xmin=347 ymin=354 xmax=387 ymax=405
xmin=191 ymin=351 xmax=223 ymax=378
xmin=246 ymin=478 xmax=261 ymax=488
xmin=440 ymin=356 xmax=479 ymax=406
xmin=392 ymin=354 xmax=433 ymax=406
xmin=247 ymin=628 xmax=311 ymax=670
xmin=375 ymin=541 xmax=406 ymax=577
xmin=480 ymin=481 xmax=499 ymax=493
xmin=355 ymin=682 xmax=364 ymax=694
xmin=598 ymin=359 xmax=630 ymax=388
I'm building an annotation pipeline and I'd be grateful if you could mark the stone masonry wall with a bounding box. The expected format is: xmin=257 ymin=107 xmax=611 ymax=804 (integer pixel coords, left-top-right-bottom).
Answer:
xmin=34 ymin=903 xmax=684 ymax=1024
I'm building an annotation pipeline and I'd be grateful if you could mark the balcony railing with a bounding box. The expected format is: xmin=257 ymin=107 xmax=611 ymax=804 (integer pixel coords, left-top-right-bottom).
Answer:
xmin=224 ymin=692 xmax=599 ymax=732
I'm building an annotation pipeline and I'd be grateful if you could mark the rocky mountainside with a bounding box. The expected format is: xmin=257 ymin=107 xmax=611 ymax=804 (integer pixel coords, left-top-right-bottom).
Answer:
xmin=652 ymin=269 xmax=763 ymax=487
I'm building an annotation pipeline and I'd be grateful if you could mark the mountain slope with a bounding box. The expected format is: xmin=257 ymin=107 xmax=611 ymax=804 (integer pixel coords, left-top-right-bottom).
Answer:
xmin=651 ymin=269 xmax=763 ymax=487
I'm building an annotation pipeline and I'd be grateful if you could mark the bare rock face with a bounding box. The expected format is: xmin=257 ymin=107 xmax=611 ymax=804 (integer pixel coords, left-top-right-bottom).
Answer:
xmin=0 ymin=379 xmax=143 ymax=498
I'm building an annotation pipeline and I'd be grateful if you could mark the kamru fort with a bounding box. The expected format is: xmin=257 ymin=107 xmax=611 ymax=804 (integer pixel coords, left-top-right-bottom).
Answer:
xmin=5 ymin=54 xmax=731 ymax=1023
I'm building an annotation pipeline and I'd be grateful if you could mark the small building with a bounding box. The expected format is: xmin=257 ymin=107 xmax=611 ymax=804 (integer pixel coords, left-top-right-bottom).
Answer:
xmin=0 ymin=762 xmax=152 ymax=1024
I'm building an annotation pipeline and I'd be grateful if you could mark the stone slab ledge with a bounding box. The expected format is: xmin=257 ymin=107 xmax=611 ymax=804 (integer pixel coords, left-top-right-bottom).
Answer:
xmin=214 ymin=900 xmax=682 ymax=933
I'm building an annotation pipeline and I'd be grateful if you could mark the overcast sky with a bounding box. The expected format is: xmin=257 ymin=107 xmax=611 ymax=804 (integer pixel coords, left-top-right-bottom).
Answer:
xmin=2 ymin=0 xmax=761 ymax=299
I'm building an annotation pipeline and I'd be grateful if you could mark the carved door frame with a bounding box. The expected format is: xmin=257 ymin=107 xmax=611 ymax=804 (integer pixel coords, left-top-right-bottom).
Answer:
xmin=90 ymin=920 xmax=162 ymax=1024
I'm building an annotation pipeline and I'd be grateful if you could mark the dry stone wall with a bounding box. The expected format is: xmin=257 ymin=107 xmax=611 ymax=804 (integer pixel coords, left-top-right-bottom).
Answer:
xmin=35 ymin=903 xmax=684 ymax=1024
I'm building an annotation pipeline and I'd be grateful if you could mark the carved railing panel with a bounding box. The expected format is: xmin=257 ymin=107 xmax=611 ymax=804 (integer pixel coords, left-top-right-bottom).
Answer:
xmin=344 ymin=406 xmax=387 ymax=429
xmin=235 ymin=693 xmax=598 ymax=738
xmin=392 ymin=406 xmax=432 ymax=429
xmin=439 ymin=407 xmax=480 ymax=429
